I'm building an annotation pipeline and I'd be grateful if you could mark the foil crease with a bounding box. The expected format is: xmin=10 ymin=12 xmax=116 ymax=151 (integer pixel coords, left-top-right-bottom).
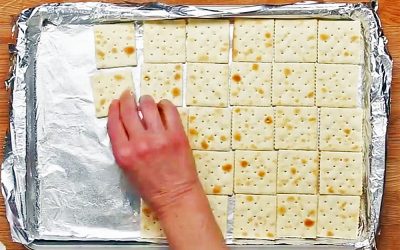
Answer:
xmin=0 ymin=2 xmax=392 ymax=249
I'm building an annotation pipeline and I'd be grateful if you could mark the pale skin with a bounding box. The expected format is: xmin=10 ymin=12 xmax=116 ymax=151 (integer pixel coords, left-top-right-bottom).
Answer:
xmin=107 ymin=90 xmax=227 ymax=250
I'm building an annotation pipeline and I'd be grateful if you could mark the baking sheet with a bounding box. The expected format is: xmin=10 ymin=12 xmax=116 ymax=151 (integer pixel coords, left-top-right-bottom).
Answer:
xmin=1 ymin=2 xmax=392 ymax=249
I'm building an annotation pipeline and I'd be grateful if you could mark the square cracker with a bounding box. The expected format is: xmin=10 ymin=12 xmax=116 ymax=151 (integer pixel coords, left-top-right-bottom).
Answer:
xmin=207 ymin=195 xmax=229 ymax=236
xmin=188 ymin=107 xmax=231 ymax=151
xmin=193 ymin=151 xmax=234 ymax=195
xmin=143 ymin=20 xmax=186 ymax=63
xmin=186 ymin=63 xmax=229 ymax=107
xmin=186 ymin=19 xmax=230 ymax=63
xmin=317 ymin=195 xmax=360 ymax=239
xmin=319 ymin=108 xmax=363 ymax=152
xmin=275 ymin=106 xmax=318 ymax=150
xmin=177 ymin=107 xmax=188 ymax=133
xmin=90 ymin=69 xmax=134 ymax=118
xmin=277 ymin=194 xmax=318 ymax=238
xmin=233 ymin=194 xmax=277 ymax=239
xmin=316 ymin=64 xmax=362 ymax=108
xmin=318 ymin=20 xmax=363 ymax=64
xmin=272 ymin=63 xmax=315 ymax=106
xmin=233 ymin=19 xmax=274 ymax=62
xmin=277 ymin=150 xmax=319 ymax=194
xmin=274 ymin=19 xmax=317 ymax=62
xmin=140 ymin=200 xmax=165 ymax=238
xmin=234 ymin=150 xmax=277 ymax=194
xmin=94 ymin=23 xmax=137 ymax=69
xmin=230 ymin=62 xmax=272 ymax=106
xmin=141 ymin=63 xmax=183 ymax=106
xmin=232 ymin=107 xmax=274 ymax=150
xmin=320 ymin=151 xmax=363 ymax=195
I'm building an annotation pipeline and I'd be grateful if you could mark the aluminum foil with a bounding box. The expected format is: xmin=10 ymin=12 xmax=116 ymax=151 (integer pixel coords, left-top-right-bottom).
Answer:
xmin=1 ymin=2 xmax=392 ymax=249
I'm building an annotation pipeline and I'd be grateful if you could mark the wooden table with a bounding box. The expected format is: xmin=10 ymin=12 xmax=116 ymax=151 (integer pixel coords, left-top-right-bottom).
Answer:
xmin=0 ymin=0 xmax=398 ymax=249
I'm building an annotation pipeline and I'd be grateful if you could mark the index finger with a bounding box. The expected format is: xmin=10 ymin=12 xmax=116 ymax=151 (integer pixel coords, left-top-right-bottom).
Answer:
xmin=157 ymin=99 xmax=185 ymax=132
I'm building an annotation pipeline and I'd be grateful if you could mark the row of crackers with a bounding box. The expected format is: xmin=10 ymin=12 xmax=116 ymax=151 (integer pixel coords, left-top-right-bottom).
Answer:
xmin=141 ymin=194 xmax=360 ymax=240
xmin=94 ymin=19 xmax=363 ymax=68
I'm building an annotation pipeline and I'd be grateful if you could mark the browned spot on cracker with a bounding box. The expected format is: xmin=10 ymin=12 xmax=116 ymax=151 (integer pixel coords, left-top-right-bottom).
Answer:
xmin=308 ymin=117 xmax=316 ymax=122
xmin=111 ymin=47 xmax=118 ymax=53
xmin=171 ymin=87 xmax=181 ymax=97
xmin=320 ymin=33 xmax=330 ymax=41
xmin=174 ymin=73 xmax=181 ymax=81
xmin=252 ymin=64 xmax=259 ymax=71
xmin=246 ymin=196 xmax=254 ymax=202
xmin=189 ymin=128 xmax=198 ymax=136
xmin=344 ymin=51 xmax=350 ymax=57
xmin=328 ymin=186 xmax=335 ymax=193
xmin=199 ymin=55 xmax=209 ymax=61
xmin=267 ymin=232 xmax=274 ymax=238
xmin=290 ymin=167 xmax=297 ymax=175
xmin=257 ymin=88 xmax=264 ymax=94
xmin=233 ymin=49 xmax=239 ymax=58
xmin=283 ymin=68 xmax=292 ymax=77
xmin=265 ymin=32 xmax=271 ymax=38
xmin=143 ymin=75 xmax=150 ymax=81
xmin=234 ymin=108 xmax=241 ymax=113
xmin=232 ymin=74 xmax=242 ymax=83
xmin=287 ymin=196 xmax=295 ymax=202
xmin=278 ymin=206 xmax=286 ymax=215
xmin=321 ymin=87 xmax=328 ymax=93
xmin=340 ymin=202 xmax=347 ymax=209
xmin=307 ymin=91 xmax=314 ymax=98
xmin=265 ymin=42 xmax=272 ymax=48
xmin=307 ymin=35 xmax=316 ymax=41
xmin=327 ymin=231 xmax=334 ymax=237
xmin=142 ymin=207 xmax=152 ymax=217
xmin=258 ymin=170 xmax=266 ymax=177
xmin=175 ymin=65 xmax=181 ymax=70
xmin=351 ymin=35 xmax=359 ymax=43
xmin=100 ymin=98 xmax=106 ymax=106
xmin=294 ymin=108 xmax=301 ymax=115
xmin=234 ymin=132 xmax=241 ymax=141
xmin=264 ymin=116 xmax=273 ymax=124
xmin=189 ymin=115 xmax=196 ymax=123
xmin=201 ymin=140 xmax=209 ymax=150
xmin=256 ymin=55 xmax=262 ymax=61
xmin=114 ymin=74 xmax=124 ymax=81
xmin=301 ymin=159 xmax=308 ymax=164
xmin=344 ymin=128 xmax=351 ymax=135
xmin=212 ymin=185 xmax=221 ymax=194
xmin=240 ymin=160 xmax=249 ymax=168
xmin=96 ymin=50 xmax=105 ymax=59
xmin=222 ymin=164 xmax=232 ymax=173
xmin=304 ymin=218 xmax=315 ymax=227
xmin=220 ymin=135 xmax=227 ymax=141
xmin=123 ymin=46 xmax=135 ymax=55
xmin=308 ymin=210 xmax=316 ymax=217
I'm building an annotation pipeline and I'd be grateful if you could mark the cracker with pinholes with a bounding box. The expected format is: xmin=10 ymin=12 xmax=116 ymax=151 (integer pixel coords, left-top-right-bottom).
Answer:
xmin=193 ymin=151 xmax=234 ymax=195
xmin=141 ymin=63 xmax=183 ymax=106
xmin=177 ymin=107 xmax=188 ymax=133
xmin=143 ymin=20 xmax=186 ymax=63
xmin=277 ymin=150 xmax=319 ymax=194
xmin=186 ymin=63 xmax=229 ymax=107
xmin=94 ymin=23 xmax=137 ymax=69
xmin=320 ymin=151 xmax=363 ymax=195
xmin=186 ymin=19 xmax=230 ymax=63
xmin=272 ymin=63 xmax=316 ymax=106
xmin=230 ymin=62 xmax=272 ymax=106
xmin=316 ymin=64 xmax=362 ymax=108
xmin=232 ymin=107 xmax=274 ymax=150
xmin=233 ymin=195 xmax=277 ymax=239
xmin=234 ymin=150 xmax=277 ymax=194
xmin=140 ymin=200 xmax=165 ymax=238
xmin=317 ymin=195 xmax=360 ymax=239
xmin=275 ymin=106 xmax=318 ymax=150
xmin=277 ymin=194 xmax=318 ymax=238
xmin=274 ymin=19 xmax=318 ymax=63
xmin=319 ymin=108 xmax=363 ymax=152
xmin=233 ymin=19 xmax=274 ymax=62
xmin=318 ymin=20 xmax=363 ymax=64
xmin=90 ymin=69 xmax=134 ymax=118
xmin=188 ymin=107 xmax=231 ymax=150
xmin=207 ymin=195 xmax=229 ymax=236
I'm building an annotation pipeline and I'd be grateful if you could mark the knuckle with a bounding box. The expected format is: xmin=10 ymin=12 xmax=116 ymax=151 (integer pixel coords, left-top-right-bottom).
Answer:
xmin=134 ymin=142 xmax=152 ymax=158
xmin=114 ymin=147 xmax=132 ymax=166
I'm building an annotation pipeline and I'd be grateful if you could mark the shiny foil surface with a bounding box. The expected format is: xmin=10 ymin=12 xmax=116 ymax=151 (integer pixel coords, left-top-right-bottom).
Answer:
xmin=1 ymin=2 xmax=392 ymax=249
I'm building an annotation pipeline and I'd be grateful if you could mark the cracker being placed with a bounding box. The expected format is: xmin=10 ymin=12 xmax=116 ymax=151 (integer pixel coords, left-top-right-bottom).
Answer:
xmin=193 ymin=151 xmax=234 ymax=195
xmin=277 ymin=194 xmax=318 ymax=238
xmin=233 ymin=194 xmax=277 ymax=239
xmin=318 ymin=20 xmax=363 ymax=64
xmin=233 ymin=19 xmax=274 ymax=62
xmin=230 ymin=62 xmax=272 ymax=106
xmin=319 ymin=108 xmax=363 ymax=152
xmin=320 ymin=151 xmax=363 ymax=195
xmin=232 ymin=107 xmax=274 ymax=150
xmin=317 ymin=195 xmax=360 ymax=239
xmin=186 ymin=63 xmax=229 ymax=107
xmin=140 ymin=200 xmax=165 ymax=238
xmin=186 ymin=19 xmax=230 ymax=63
xmin=207 ymin=195 xmax=229 ymax=236
xmin=188 ymin=107 xmax=231 ymax=151
xmin=274 ymin=19 xmax=318 ymax=62
xmin=94 ymin=23 xmax=137 ymax=69
xmin=316 ymin=64 xmax=362 ymax=108
xmin=143 ymin=20 xmax=186 ymax=63
xmin=141 ymin=63 xmax=183 ymax=106
xmin=275 ymin=106 xmax=318 ymax=150
xmin=90 ymin=69 xmax=134 ymax=118
xmin=277 ymin=150 xmax=319 ymax=194
xmin=272 ymin=63 xmax=316 ymax=106
xmin=234 ymin=150 xmax=277 ymax=194
xmin=177 ymin=107 xmax=188 ymax=133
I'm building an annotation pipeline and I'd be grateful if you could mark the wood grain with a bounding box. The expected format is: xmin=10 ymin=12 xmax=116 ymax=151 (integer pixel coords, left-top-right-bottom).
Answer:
xmin=0 ymin=1 xmax=398 ymax=249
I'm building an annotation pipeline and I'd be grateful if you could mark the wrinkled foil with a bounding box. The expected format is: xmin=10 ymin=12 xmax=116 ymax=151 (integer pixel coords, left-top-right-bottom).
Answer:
xmin=0 ymin=2 xmax=392 ymax=249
